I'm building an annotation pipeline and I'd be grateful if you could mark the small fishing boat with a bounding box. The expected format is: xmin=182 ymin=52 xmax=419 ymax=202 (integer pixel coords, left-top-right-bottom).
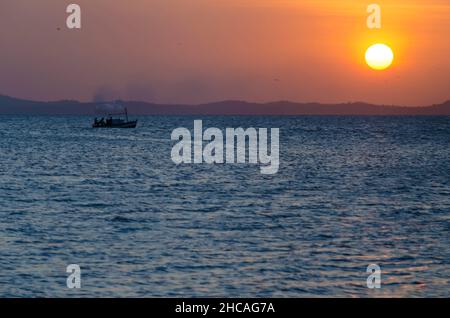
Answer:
xmin=92 ymin=107 xmax=137 ymax=128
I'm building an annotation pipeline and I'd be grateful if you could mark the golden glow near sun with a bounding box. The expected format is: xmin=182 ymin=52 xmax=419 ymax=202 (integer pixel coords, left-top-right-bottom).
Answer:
xmin=365 ymin=44 xmax=394 ymax=70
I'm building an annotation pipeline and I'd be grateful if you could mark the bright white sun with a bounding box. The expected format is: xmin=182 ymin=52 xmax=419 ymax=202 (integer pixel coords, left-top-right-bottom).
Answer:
xmin=365 ymin=43 xmax=394 ymax=70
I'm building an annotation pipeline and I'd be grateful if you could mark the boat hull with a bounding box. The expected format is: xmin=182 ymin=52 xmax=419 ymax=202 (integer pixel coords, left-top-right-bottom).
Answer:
xmin=92 ymin=120 xmax=138 ymax=128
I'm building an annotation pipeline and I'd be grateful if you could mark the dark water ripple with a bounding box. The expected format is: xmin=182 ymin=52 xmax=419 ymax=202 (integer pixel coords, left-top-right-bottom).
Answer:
xmin=0 ymin=116 xmax=449 ymax=297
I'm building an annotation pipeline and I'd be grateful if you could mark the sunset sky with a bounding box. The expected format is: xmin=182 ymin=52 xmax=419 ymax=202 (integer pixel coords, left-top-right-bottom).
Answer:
xmin=0 ymin=0 xmax=449 ymax=105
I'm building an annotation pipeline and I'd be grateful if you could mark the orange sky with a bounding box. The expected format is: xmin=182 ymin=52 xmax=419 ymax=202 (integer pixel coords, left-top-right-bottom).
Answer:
xmin=0 ymin=0 xmax=448 ymax=105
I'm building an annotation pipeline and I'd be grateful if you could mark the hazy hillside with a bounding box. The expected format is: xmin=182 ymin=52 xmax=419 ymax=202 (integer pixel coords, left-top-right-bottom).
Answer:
xmin=1 ymin=95 xmax=449 ymax=115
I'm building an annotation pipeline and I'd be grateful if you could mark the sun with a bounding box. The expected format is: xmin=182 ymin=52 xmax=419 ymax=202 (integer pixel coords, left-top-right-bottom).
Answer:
xmin=365 ymin=44 xmax=394 ymax=70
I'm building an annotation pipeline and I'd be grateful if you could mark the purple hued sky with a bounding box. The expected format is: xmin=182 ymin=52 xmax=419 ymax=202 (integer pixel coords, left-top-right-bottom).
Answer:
xmin=0 ymin=0 xmax=449 ymax=106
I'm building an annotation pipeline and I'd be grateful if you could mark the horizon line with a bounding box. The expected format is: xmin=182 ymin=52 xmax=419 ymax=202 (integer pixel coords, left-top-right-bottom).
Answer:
xmin=1 ymin=94 xmax=449 ymax=108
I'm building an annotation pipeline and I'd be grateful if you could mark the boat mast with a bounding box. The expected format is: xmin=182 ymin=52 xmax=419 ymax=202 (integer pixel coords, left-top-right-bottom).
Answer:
xmin=125 ymin=107 xmax=128 ymax=122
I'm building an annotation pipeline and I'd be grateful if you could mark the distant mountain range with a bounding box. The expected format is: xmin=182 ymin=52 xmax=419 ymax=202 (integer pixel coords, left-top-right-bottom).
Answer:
xmin=1 ymin=95 xmax=449 ymax=116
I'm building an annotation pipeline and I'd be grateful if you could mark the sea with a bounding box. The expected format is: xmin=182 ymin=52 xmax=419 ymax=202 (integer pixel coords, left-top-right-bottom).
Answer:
xmin=0 ymin=115 xmax=448 ymax=297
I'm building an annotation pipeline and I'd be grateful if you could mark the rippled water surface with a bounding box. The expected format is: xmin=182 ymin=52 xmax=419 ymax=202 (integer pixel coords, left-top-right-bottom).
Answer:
xmin=0 ymin=116 xmax=449 ymax=297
